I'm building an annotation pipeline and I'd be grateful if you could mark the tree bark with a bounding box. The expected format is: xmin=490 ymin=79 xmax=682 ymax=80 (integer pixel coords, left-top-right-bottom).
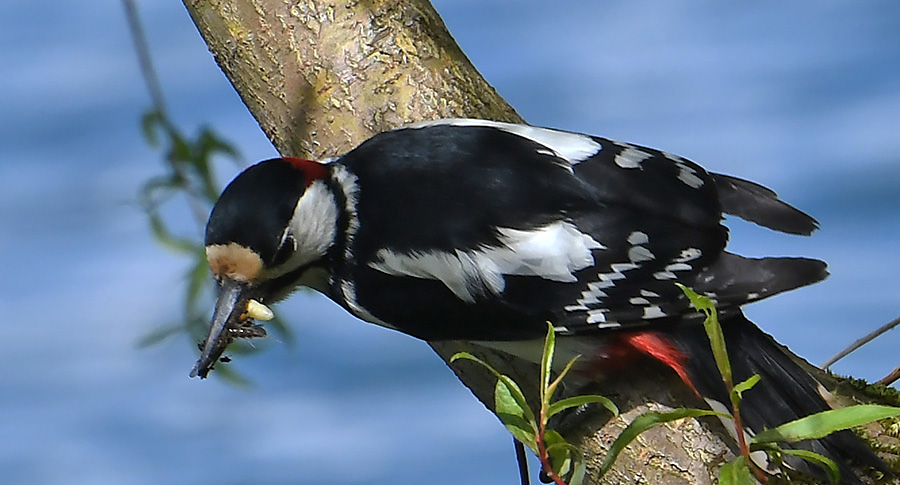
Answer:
xmin=181 ymin=1 xmax=898 ymax=483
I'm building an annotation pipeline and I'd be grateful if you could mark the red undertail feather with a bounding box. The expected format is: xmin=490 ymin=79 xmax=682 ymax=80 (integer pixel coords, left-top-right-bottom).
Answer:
xmin=624 ymin=331 xmax=702 ymax=398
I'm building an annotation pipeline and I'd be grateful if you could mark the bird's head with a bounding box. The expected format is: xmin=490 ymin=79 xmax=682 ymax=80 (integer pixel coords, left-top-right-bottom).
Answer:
xmin=192 ymin=157 xmax=337 ymax=378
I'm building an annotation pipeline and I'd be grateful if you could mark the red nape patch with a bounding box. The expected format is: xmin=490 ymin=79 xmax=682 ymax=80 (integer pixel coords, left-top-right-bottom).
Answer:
xmin=625 ymin=332 xmax=701 ymax=398
xmin=282 ymin=157 xmax=328 ymax=187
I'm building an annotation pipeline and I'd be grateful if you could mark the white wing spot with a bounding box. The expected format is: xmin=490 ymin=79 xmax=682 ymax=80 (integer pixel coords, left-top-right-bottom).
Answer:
xmin=627 ymin=231 xmax=649 ymax=245
xmin=588 ymin=281 xmax=612 ymax=292
xmin=628 ymin=246 xmax=655 ymax=263
xmin=610 ymin=262 xmax=639 ymax=273
xmin=640 ymin=289 xmax=660 ymax=297
xmin=678 ymin=166 xmax=705 ymax=189
xmin=675 ymin=247 xmax=702 ymax=263
xmin=578 ymin=291 xmax=604 ymax=305
xmin=642 ymin=305 xmax=666 ymax=319
xmin=653 ymin=271 xmax=677 ymax=280
xmin=587 ymin=311 xmax=624 ymax=328
xmin=664 ymin=263 xmax=692 ymax=272
xmin=568 ymin=279 xmax=613 ymax=311
xmin=629 ymin=297 xmax=650 ymax=305
xmin=614 ymin=146 xmax=653 ymax=169
xmin=664 ymin=153 xmax=705 ymax=188
xmin=586 ymin=309 xmax=607 ymax=323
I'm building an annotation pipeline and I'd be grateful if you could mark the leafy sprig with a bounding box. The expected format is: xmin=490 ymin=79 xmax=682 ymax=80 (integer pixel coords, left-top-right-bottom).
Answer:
xmin=456 ymin=288 xmax=900 ymax=484
xmin=452 ymin=323 xmax=617 ymax=485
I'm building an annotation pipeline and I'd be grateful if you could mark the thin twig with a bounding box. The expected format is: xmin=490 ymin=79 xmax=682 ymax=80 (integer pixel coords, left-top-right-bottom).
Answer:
xmin=536 ymin=407 xmax=567 ymax=485
xmin=122 ymin=0 xmax=168 ymax=118
xmin=822 ymin=315 xmax=900 ymax=370
xmin=514 ymin=438 xmax=530 ymax=485
xmin=123 ymin=0 xmax=217 ymax=232
xmin=876 ymin=367 xmax=900 ymax=387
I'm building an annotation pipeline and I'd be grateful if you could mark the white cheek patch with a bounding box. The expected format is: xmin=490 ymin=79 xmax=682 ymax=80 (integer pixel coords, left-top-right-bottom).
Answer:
xmin=369 ymin=221 xmax=603 ymax=302
xmin=262 ymin=181 xmax=338 ymax=281
xmin=289 ymin=181 xmax=338 ymax=261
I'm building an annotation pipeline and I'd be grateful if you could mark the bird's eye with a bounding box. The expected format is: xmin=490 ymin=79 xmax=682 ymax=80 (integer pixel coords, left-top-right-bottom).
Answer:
xmin=271 ymin=234 xmax=295 ymax=267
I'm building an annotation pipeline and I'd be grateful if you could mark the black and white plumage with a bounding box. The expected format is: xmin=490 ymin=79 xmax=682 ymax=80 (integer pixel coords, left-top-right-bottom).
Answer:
xmin=196 ymin=119 xmax=885 ymax=483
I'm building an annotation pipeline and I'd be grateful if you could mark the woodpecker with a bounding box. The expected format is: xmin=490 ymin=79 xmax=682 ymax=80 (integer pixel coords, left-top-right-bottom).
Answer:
xmin=193 ymin=119 xmax=885 ymax=482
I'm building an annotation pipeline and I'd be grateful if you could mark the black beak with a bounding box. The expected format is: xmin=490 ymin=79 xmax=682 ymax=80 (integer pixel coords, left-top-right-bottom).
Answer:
xmin=190 ymin=278 xmax=263 ymax=378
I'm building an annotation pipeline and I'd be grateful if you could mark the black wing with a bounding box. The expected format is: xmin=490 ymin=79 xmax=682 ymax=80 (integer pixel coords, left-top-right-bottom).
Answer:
xmin=335 ymin=121 xmax=824 ymax=340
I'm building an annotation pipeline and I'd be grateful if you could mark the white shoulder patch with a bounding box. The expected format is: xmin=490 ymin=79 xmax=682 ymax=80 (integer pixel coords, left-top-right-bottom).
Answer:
xmin=405 ymin=119 xmax=602 ymax=165
xmin=369 ymin=221 xmax=603 ymax=303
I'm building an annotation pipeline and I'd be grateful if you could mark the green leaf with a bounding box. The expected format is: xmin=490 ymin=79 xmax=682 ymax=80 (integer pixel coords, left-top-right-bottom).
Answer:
xmin=169 ymin=130 xmax=193 ymax=163
xmin=677 ymin=284 xmax=732 ymax=384
xmin=547 ymin=394 xmax=619 ymax=419
xmin=495 ymin=377 xmax=526 ymax=418
xmin=543 ymin=441 xmax=587 ymax=485
xmin=752 ymin=404 xmax=900 ymax=444
xmin=499 ymin=375 xmax=536 ymax=424
xmin=494 ymin=377 xmax=538 ymax=452
xmin=731 ymin=374 xmax=760 ymax=401
xmin=599 ymin=408 xmax=729 ymax=476
xmin=546 ymin=354 xmax=580 ymax=405
xmin=543 ymin=428 xmax=567 ymax=447
xmin=779 ymin=448 xmax=841 ymax=485
xmin=545 ymin=439 xmax=578 ymax=480
xmin=194 ymin=128 xmax=239 ymax=201
xmin=540 ymin=322 xmax=556 ymax=403
xmin=676 ymin=282 xmax=716 ymax=314
xmin=450 ymin=352 xmax=502 ymax=379
xmin=450 ymin=352 xmax=535 ymax=423
xmin=718 ymin=456 xmax=754 ymax=485
xmin=569 ymin=454 xmax=586 ymax=485
xmin=497 ymin=413 xmax=537 ymax=452
xmin=544 ymin=431 xmax=586 ymax=484
xmin=147 ymin=211 xmax=198 ymax=254
xmin=140 ymin=108 xmax=165 ymax=146
xmin=139 ymin=174 xmax=179 ymax=209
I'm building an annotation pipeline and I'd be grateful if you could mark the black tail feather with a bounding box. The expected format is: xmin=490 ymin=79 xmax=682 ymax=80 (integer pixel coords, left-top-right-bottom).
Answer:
xmin=711 ymin=172 xmax=819 ymax=235
xmin=693 ymin=252 xmax=828 ymax=306
xmin=667 ymin=312 xmax=888 ymax=484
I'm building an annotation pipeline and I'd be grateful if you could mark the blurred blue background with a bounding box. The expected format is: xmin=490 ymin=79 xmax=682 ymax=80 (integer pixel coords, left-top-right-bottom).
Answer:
xmin=2 ymin=1 xmax=898 ymax=484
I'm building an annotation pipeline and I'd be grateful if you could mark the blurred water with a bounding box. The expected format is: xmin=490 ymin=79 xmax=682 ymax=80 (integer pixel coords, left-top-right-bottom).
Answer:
xmin=1 ymin=1 xmax=898 ymax=484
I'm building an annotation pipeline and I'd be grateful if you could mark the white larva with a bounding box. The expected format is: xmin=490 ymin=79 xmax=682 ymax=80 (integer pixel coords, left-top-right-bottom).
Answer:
xmin=247 ymin=299 xmax=274 ymax=321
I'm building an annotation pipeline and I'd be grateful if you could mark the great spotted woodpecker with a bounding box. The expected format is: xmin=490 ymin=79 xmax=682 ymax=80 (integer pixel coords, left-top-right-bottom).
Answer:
xmin=193 ymin=119 xmax=885 ymax=482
